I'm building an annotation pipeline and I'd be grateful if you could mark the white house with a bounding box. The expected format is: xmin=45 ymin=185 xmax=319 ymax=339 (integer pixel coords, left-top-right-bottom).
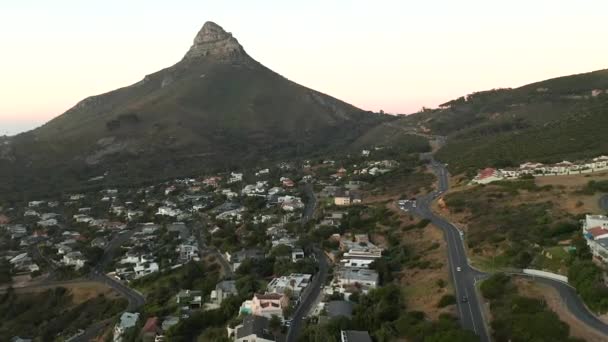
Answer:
xmin=228 ymin=172 xmax=243 ymax=184
xmin=62 ymin=251 xmax=86 ymax=269
xmin=134 ymin=262 xmax=159 ymax=278
xmin=156 ymin=207 xmax=182 ymax=217
xmin=267 ymin=273 xmax=312 ymax=298
xmin=114 ymin=312 xmax=140 ymax=342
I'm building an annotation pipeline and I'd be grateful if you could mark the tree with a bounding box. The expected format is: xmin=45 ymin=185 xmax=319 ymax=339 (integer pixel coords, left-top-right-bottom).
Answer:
xmin=269 ymin=315 xmax=282 ymax=335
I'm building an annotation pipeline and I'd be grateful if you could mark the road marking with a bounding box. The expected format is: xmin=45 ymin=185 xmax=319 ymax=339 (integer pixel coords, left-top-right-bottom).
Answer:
xmin=463 ymin=287 xmax=478 ymax=333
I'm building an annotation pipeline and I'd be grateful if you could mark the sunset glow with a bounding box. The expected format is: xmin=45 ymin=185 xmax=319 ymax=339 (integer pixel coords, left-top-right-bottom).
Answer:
xmin=1 ymin=0 xmax=607 ymax=135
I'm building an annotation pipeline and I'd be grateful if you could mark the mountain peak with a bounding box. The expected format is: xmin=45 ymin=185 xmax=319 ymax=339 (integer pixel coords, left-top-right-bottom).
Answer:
xmin=183 ymin=21 xmax=246 ymax=61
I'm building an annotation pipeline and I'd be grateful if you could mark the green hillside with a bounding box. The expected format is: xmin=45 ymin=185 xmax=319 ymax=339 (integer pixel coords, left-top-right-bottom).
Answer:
xmin=0 ymin=22 xmax=391 ymax=198
xmin=410 ymin=69 xmax=608 ymax=173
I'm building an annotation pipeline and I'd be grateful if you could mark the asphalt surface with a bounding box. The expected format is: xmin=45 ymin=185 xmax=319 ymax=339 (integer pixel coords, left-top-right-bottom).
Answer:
xmin=408 ymin=150 xmax=608 ymax=341
xmin=404 ymin=158 xmax=489 ymax=341
xmin=71 ymin=229 xmax=146 ymax=342
xmin=286 ymin=182 xmax=324 ymax=342
xmin=599 ymin=194 xmax=608 ymax=211
xmin=515 ymin=275 xmax=608 ymax=335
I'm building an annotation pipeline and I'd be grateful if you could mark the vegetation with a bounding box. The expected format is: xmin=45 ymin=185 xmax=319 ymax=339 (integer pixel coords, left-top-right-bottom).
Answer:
xmin=0 ymin=286 xmax=126 ymax=340
xmin=480 ymin=273 xmax=583 ymax=342
xmin=566 ymin=236 xmax=608 ymax=313
xmin=443 ymin=183 xmax=578 ymax=269
xmin=299 ymin=284 xmax=478 ymax=342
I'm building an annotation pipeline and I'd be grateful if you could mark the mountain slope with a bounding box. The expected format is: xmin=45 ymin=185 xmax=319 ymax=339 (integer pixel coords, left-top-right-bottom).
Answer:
xmin=402 ymin=69 xmax=608 ymax=173
xmin=0 ymin=22 xmax=388 ymax=197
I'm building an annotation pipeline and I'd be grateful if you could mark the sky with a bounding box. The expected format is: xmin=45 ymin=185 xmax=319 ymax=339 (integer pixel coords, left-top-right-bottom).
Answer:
xmin=1 ymin=0 xmax=607 ymax=135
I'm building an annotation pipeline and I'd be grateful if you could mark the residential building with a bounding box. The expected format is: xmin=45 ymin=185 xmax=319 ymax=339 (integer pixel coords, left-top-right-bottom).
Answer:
xmin=134 ymin=262 xmax=159 ymax=278
xmin=240 ymin=293 xmax=289 ymax=319
xmin=583 ymin=214 xmax=608 ymax=231
xmin=229 ymin=172 xmax=243 ymax=184
xmin=114 ymin=312 xmax=140 ymax=342
xmin=210 ymin=280 xmax=238 ymax=305
xmin=177 ymin=243 xmax=199 ymax=262
xmin=334 ymin=268 xmax=379 ymax=289
xmin=267 ymin=273 xmax=312 ymax=298
xmin=340 ymin=330 xmax=372 ymax=342
xmin=176 ymin=290 xmax=203 ymax=309
xmin=234 ymin=315 xmax=282 ymax=342
xmin=156 ymin=207 xmax=181 ymax=217
xmin=226 ymin=248 xmax=265 ymax=271
xmin=62 ymin=251 xmax=86 ymax=269
xmin=292 ymin=248 xmax=304 ymax=262
xmin=471 ymin=168 xmax=503 ymax=184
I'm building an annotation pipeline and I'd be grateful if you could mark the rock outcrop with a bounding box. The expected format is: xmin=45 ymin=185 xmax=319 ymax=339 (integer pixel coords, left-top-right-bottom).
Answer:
xmin=183 ymin=21 xmax=247 ymax=62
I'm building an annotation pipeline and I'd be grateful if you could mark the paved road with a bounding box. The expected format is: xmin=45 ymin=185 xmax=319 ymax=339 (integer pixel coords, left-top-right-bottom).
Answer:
xmin=513 ymin=275 xmax=608 ymax=335
xmin=409 ymin=150 xmax=608 ymax=341
xmin=286 ymin=248 xmax=329 ymax=342
xmin=71 ymin=229 xmax=146 ymax=342
xmin=286 ymin=182 xmax=323 ymax=342
xmin=404 ymin=158 xmax=489 ymax=341
xmin=301 ymin=182 xmax=317 ymax=224
xmin=599 ymin=194 xmax=608 ymax=211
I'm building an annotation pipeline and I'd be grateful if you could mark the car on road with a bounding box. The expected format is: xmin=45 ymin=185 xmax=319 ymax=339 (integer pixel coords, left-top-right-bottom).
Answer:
xmin=456 ymin=266 xmax=461 ymax=272
xmin=461 ymin=296 xmax=468 ymax=302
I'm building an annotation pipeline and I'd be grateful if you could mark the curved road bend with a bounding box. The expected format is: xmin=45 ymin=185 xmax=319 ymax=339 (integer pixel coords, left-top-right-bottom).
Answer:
xmin=408 ymin=158 xmax=489 ymax=341
xmin=415 ymin=154 xmax=608 ymax=340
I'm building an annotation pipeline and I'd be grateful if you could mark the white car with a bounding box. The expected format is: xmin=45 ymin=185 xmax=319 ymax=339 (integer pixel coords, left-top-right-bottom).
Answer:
xmin=456 ymin=267 xmax=461 ymax=272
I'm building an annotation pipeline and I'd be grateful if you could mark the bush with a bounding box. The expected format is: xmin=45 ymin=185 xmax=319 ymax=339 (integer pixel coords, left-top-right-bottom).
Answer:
xmin=480 ymin=273 xmax=510 ymax=299
xmin=437 ymin=294 xmax=456 ymax=308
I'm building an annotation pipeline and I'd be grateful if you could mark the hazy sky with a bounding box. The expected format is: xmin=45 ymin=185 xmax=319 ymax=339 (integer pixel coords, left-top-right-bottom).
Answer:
xmin=1 ymin=0 xmax=607 ymax=135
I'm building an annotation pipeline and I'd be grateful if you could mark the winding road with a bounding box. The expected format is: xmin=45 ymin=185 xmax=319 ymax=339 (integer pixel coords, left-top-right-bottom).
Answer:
xmin=285 ymin=181 xmax=328 ymax=342
xmin=409 ymin=150 xmax=608 ymax=341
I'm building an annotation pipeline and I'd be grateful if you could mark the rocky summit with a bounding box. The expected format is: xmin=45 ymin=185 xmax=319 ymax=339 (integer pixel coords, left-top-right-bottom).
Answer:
xmin=183 ymin=21 xmax=247 ymax=61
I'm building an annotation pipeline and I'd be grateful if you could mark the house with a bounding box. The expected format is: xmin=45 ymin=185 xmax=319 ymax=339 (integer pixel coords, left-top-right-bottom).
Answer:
xmin=334 ymin=267 xmax=379 ymax=289
xmin=28 ymin=201 xmax=45 ymax=208
xmin=334 ymin=193 xmax=351 ymax=206
xmin=281 ymin=178 xmax=295 ymax=188
xmin=240 ymin=293 xmax=289 ymax=319
xmin=114 ymin=312 xmax=140 ymax=342
xmin=226 ymin=248 xmax=265 ymax=271
xmin=177 ymin=243 xmax=199 ymax=262
xmin=7 ymin=224 xmax=27 ymax=239
xmin=73 ymin=214 xmax=93 ymax=223
xmin=583 ymin=214 xmax=608 ymax=231
xmin=0 ymin=214 xmax=11 ymax=225
xmin=338 ymin=234 xmax=383 ymax=259
xmin=37 ymin=218 xmax=58 ymax=227
xmin=134 ymin=262 xmax=159 ymax=278
xmin=161 ymin=316 xmax=180 ymax=332
xmin=24 ymin=210 xmax=40 ymax=217
xmin=340 ymin=330 xmax=372 ymax=342
xmin=156 ymin=207 xmax=181 ymax=217
xmin=361 ymin=150 xmax=370 ymax=157
xmin=91 ymin=237 xmax=108 ymax=249
xmin=256 ymin=168 xmax=270 ymax=177
xmin=292 ymin=248 xmax=304 ymax=262
xmin=62 ymin=251 xmax=86 ymax=269
xmin=210 ymin=280 xmax=238 ymax=305
xmin=203 ymin=176 xmax=222 ymax=188
xmin=142 ymin=317 xmax=161 ymax=342
xmin=327 ymin=300 xmax=354 ymax=319
xmin=471 ymin=168 xmax=503 ymax=184
xmin=267 ymin=273 xmax=312 ymax=298
xmin=234 ymin=315 xmax=283 ymax=342
xmin=176 ymin=289 xmax=203 ymax=309
xmin=229 ymin=172 xmax=243 ymax=184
